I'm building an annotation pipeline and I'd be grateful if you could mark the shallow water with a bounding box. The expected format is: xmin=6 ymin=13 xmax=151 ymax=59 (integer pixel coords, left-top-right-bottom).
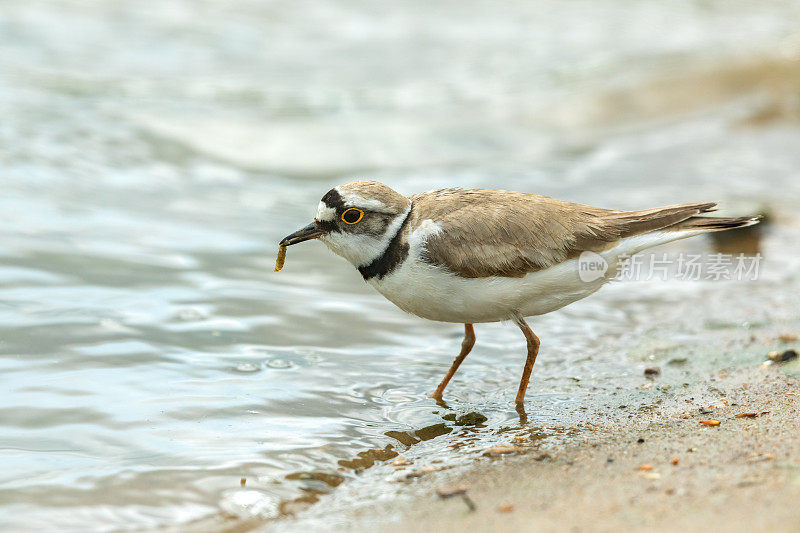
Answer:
xmin=2 ymin=1 xmax=800 ymax=531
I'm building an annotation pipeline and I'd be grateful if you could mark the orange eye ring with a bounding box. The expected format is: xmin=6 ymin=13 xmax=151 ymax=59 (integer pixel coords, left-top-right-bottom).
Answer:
xmin=341 ymin=208 xmax=364 ymax=224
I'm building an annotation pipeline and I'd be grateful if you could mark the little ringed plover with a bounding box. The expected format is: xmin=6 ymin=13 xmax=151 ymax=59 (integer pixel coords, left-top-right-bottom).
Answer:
xmin=279 ymin=181 xmax=760 ymax=411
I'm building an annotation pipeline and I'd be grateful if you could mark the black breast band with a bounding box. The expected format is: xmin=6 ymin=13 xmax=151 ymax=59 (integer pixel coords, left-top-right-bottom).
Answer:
xmin=358 ymin=204 xmax=413 ymax=281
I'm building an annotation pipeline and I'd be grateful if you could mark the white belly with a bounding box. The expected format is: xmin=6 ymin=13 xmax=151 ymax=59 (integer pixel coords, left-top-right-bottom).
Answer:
xmin=365 ymin=230 xmax=687 ymax=324
xmin=367 ymin=255 xmax=606 ymax=323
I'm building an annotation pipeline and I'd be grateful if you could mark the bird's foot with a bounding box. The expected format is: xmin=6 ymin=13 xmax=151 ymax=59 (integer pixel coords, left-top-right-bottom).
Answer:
xmin=430 ymin=393 xmax=450 ymax=409
xmin=515 ymin=401 xmax=528 ymax=425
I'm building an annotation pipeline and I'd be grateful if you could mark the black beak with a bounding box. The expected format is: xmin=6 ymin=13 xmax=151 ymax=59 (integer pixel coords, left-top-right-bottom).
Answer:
xmin=280 ymin=222 xmax=325 ymax=246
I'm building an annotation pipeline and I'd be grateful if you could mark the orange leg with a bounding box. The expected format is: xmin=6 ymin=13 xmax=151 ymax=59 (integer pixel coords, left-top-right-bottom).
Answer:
xmin=512 ymin=314 xmax=541 ymax=408
xmin=431 ymin=324 xmax=475 ymax=401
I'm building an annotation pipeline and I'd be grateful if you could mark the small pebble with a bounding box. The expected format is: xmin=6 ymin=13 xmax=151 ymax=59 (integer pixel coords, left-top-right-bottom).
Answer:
xmin=670 ymin=457 xmax=680 ymax=465
xmin=484 ymin=445 xmax=520 ymax=456
xmin=497 ymin=503 xmax=514 ymax=513
xmin=766 ymin=349 xmax=798 ymax=363
xmin=644 ymin=366 xmax=661 ymax=376
xmin=436 ymin=485 xmax=468 ymax=499
xmin=436 ymin=486 xmax=475 ymax=512
xmin=748 ymin=452 xmax=775 ymax=462
xmin=637 ymin=464 xmax=653 ymax=471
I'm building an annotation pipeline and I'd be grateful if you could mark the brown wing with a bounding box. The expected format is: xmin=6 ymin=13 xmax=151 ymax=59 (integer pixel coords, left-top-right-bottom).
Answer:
xmin=409 ymin=188 xmax=716 ymax=278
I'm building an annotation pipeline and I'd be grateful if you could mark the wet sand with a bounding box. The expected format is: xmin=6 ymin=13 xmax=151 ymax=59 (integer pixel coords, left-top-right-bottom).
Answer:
xmin=279 ymin=353 xmax=800 ymax=532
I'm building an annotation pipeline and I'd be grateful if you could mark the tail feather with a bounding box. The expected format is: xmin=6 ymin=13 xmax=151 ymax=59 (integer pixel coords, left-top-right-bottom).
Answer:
xmin=600 ymin=202 xmax=719 ymax=239
xmin=664 ymin=215 xmax=762 ymax=233
xmin=607 ymin=211 xmax=761 ymax=258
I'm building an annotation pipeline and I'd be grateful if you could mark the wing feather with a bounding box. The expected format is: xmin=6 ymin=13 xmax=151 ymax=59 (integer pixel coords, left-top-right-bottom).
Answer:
xmin=409 ymin=189 xmax=716 ymax=278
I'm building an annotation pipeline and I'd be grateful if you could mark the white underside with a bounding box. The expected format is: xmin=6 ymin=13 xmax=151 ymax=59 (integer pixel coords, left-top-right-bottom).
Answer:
xmin=368 ymin=229 xmax=705 ymax=323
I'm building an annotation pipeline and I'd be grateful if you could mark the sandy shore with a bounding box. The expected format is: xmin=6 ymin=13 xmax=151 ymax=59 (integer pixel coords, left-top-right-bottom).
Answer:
xmin=286 ymin=357 xmax=800 ymax=533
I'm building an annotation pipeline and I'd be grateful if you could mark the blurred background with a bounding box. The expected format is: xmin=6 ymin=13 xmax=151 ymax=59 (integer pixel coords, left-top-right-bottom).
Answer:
xmin=1 ymin=1 xmax=800 ymax=531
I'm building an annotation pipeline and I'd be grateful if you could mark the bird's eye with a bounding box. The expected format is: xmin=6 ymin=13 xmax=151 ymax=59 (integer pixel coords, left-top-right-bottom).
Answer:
xmin=341 ymin=208 xmax=364 ymax=224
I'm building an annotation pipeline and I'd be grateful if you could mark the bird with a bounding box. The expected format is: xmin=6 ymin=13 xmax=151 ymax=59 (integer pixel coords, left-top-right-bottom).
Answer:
xmin=279 ymin=180 xmax=760 ymax=413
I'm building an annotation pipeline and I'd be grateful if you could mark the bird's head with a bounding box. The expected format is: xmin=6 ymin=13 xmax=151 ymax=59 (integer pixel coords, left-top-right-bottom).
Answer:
xmin=280 ymin=181 xmax=412 ymax=267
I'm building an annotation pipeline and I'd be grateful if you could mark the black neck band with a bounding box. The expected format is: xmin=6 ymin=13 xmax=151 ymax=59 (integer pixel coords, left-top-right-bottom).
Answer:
xmin=358 ymin=203 xmax=413 ymax=281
